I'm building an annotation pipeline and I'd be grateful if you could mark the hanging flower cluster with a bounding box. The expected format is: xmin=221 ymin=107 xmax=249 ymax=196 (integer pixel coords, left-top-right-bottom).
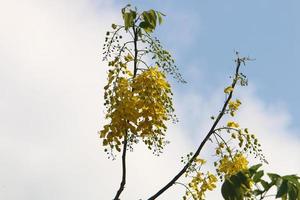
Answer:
xmin=132 ymin=66 xmax=175 ymax=151
xmin=180 ymin=154 xmax=217 ymax=200
xmin=100 ymin=65 xmax=174 ymax=155
xmin=183 ymin=172 xmax=218 ymax=200
xmin=217 ymin=153 xmax=249 ymax=178
xmin=101 ymin=77 xmax=136 ymax=152
xmin=214 ymin=126 xmax=266 ymax=180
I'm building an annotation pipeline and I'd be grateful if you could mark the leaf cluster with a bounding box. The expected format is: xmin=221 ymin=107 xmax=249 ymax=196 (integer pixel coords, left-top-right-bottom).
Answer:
xmin=222 ymin=164 xmax=300 ymax=200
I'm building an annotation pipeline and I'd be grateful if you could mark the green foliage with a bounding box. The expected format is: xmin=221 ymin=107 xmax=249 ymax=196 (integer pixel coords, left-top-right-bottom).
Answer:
xmin=121 ymin=5 xmax=136 ymax=31
xmin=221 ymin=172 xmax=251 ymax=200
xmin=221 ymin=164 xmax=300 ymax=200
xmin=139 ymin=9 xmax=164 ymax=33
xmin=121 ymin=4 xmax=164 ymax=33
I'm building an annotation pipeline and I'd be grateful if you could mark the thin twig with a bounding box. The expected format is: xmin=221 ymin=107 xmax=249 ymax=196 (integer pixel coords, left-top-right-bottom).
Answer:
xmin=174 ymin=182 xmax=197 ymax=200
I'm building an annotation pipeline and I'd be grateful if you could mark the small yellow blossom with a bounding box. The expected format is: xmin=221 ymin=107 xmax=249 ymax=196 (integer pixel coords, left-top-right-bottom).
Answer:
xmin=228 ymin=99 xmax=242 ymax=116
xmin=227 ymin=121 xmax=239 ymax=128
xmin=224 ymin=86 xmax=233 ymax=94
xmin=218 ymin=153 xmax=249 ymax=177
xmin=184 ymin=172 xmax=218 ymax=200
xmin=195 ymin=158 xmax=206 ymax=165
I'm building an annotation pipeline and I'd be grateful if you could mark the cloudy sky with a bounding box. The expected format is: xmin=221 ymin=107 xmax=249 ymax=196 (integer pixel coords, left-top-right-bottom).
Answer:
xmin=0 ymin=0 xmax=299 ymax=199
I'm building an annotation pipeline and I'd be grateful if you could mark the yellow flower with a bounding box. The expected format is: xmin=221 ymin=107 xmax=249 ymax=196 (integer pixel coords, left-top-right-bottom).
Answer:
xmin=218 ymin=153 xmax=249 ymax=177
xmin=195 ymin=158 xmax=206 ymax=165
xmin=228 ymin=99 xmax=242 ymax=116
xmin=224 ymin=86 xmax=233 ymax=94
xmin=100 ymin=66 xmax=174 ymax=152
xmin=227 ymin=121 xmax=239 ymax=128
xmin=184 ymin=172 xmax=217 ymax=200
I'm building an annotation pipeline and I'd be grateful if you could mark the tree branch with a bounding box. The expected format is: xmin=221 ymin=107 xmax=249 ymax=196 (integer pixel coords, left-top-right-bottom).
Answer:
xmin=113 ymin=131 xmax=128 ymax=200
xmin=112 ymin=25 xmax=139 ymax=200
xmin=147 ymin=56 xmax=243 ymax=200
xmin=174 ymin=182 xmax=197 ymax=200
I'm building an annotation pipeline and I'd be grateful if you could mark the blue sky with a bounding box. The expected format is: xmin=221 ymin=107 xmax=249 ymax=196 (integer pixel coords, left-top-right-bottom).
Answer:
xmin=115 ymin=0 xmax=300 ymax=130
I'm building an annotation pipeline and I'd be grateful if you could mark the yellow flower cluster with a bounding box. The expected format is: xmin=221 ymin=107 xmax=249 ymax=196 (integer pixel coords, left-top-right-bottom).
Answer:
xmin=132 ymin=67 xmax=174 ymax=150
xmin=101 ymin=77 xmax=138 ymax=152
xmin=100 ymin=66 xmax=174 ymax=153
xmin=228 ymin=99 xmax=242 ymax=116
xmin=181 ymin=156 xmax=217 ymax=200
xmin=183 ymin=172 xmax=217 ymax=200
xmin=218 ymin=153 xmax=249 ymax=177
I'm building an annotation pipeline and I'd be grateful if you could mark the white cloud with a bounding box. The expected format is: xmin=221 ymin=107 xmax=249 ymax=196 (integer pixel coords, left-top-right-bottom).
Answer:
xmin=0 ymin=1 xmax=191 ymax=199
xmin=238 ymin=87 xmax=300 ymax=174
xmin=0 ymin=1 xmax=299 ymax=200
xmin=0 ymin=0 xmax=120 ymax=199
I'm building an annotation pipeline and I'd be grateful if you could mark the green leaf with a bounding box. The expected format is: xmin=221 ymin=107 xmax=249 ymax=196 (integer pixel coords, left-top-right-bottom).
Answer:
xmin=132 ymin=10 xmax=137 ymax=18
xmin=268 ymin=173 xmax=281 ymax=183
xmin=276 ymin=179 xmax=289 ymax=198
xmin=222 ymin=172 xmax=249 ymax=200
xmin=141 ymin=14 xmax=152 ymax=32
xmin=149 ymin=9 xmax=157 ymax=26
xmin=221 ymin=180 xmax=232 ymax=200
xmin=157 ymin=12 xmax=163 ymax=24
xmin=253 ymin=170 xmax=264 ymax=182
xmin=287 ymin=184 xmax=298 ymax=200
xmin=249 ymin=164 xmax=262 ymax=176
xmin=283 ymin=175 xmax=300 ymax=187
xmin=283 ymin=176 xmax=300 ymax=200
xmin=260 ymin=179 xmax=271 ymax=191
xmin=140 ymin=9 xmax=164 ymax=33
xmin=141 ymin=11 xmax=156 ymax=32
xmin=139 ymin=21 xmax=149 ymax=29
xmin=122 ymin=10 xmax=136 ymax=31
xmin=123 ymin=12 xmax=131 ymax=30
xmin=139 ymin=20 xmax=153 ymax=33
xmin=222 ymin=180 xmax=238 ymax=200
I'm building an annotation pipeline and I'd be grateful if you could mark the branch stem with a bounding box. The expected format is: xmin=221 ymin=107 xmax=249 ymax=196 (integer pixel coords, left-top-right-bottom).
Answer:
xmin=147 ymin=57 xmax=242 ymax=200
xmin=112 ymin=25 xmax=139 ymax=200
xmin=113 ymin=131 xmax=128 ymax=200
